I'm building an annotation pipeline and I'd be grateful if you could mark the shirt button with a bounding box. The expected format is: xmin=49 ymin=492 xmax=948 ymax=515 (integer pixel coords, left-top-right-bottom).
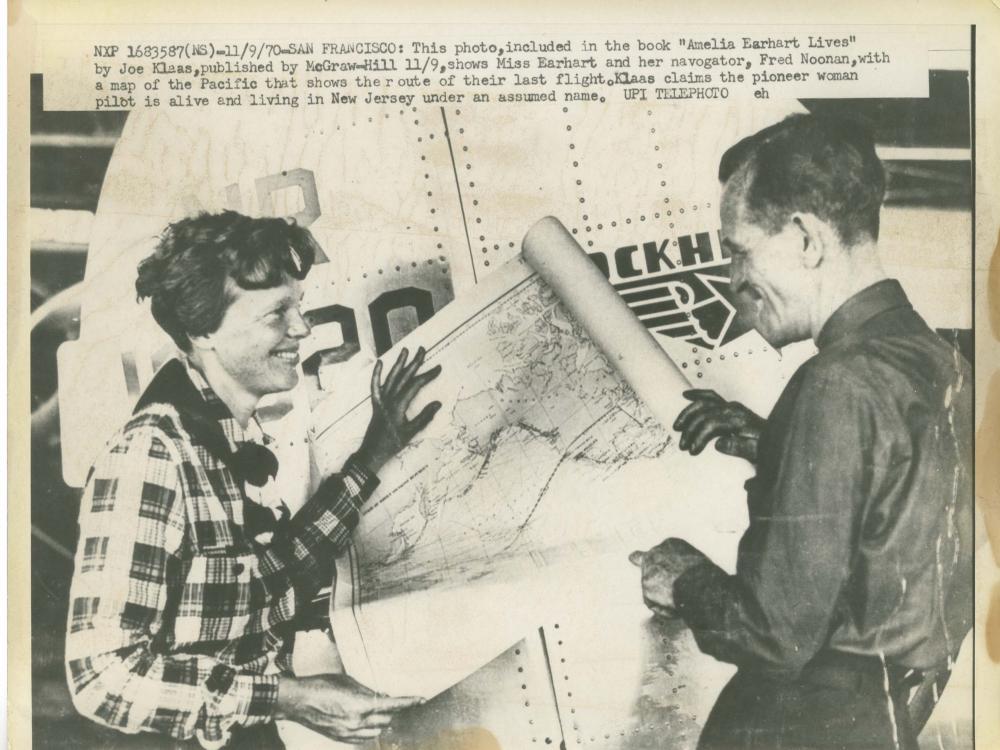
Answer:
xmin=233 ymin=563 xmax=245 ymax=575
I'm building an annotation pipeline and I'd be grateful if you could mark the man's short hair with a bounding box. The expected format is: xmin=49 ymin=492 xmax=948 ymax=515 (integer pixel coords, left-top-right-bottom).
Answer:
xmin=136 ymin=210 xmax=319 ymax=351
xmin=718 ymin=113 xmax=885 ymax=245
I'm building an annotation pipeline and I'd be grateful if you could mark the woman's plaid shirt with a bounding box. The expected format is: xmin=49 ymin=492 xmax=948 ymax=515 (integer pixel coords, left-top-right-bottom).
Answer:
xmin=65 ymin=363 xmax=377 ymax=747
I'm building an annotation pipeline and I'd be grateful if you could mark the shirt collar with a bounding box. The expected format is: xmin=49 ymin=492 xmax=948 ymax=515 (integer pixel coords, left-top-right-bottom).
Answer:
xmin=181 ymin=359 xmax=268 ymax=450
xmin=815 ymin=279 xmax=912 ymax=350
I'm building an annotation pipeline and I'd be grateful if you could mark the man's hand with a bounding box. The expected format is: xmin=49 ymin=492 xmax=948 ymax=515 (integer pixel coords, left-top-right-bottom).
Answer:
xmin=673 ymin=389 xmax=764 ymax=462
xmin=630 ymin=538 xmax=709 ymax=618
xmin=275 ymin=673 xmax=423 ymax=743
xmin=356 ymin=347 xmax=442 ymax=473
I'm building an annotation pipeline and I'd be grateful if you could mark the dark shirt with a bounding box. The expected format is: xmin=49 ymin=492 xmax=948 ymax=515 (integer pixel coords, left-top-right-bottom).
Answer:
xmin=674 ymin=280 xmax=973 ymax=679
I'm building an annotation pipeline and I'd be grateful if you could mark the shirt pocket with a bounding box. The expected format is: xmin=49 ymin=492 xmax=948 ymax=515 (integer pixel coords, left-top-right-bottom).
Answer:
xmin=174 ymin=546 xmax=262 ymax=646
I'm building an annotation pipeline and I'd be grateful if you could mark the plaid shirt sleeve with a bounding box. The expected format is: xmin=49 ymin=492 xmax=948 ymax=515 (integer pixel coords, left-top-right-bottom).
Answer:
xmin=65 ymin=422 xmax=279 ymax=746
xmin=256 ymin=453 xmax=379 ymax=606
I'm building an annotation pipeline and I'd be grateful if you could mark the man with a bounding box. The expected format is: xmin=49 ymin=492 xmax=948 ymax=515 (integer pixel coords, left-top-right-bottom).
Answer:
xmin=66 ymin=211 xmax=442 ymax=748
xmin=632 ymin=114 xmax=973 ymax=748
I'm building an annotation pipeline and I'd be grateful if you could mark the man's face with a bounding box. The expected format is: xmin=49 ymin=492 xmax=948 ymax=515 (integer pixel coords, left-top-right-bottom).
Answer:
xmin=207 ymin=275 xmax=310 ymax=399
xmin=720 ymin=176 xmax=812 ymax=348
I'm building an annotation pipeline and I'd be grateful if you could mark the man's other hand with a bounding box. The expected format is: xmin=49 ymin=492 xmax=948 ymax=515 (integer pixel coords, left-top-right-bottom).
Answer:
xmin=630 ymin=538 xmax=709 ymax=618
xmin=275 ymin=673 xmax=423 ymax=743
xmin=673 ymin=389 xmax=764 ymax=462
xmin=356 ymin=347 xmax=443 ymax=473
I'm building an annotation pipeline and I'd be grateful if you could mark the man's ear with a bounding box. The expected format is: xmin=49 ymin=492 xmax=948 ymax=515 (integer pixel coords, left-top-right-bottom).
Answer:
xmin=790 ymin=213 xmax=828 ymax=270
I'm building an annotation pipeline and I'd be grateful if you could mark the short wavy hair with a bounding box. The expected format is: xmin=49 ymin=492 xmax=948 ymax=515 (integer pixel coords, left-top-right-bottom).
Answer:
xmin=719 ymin=113 xmax=885 ymax=245
xmin=135 ymin=211 xmax=320 ymax=351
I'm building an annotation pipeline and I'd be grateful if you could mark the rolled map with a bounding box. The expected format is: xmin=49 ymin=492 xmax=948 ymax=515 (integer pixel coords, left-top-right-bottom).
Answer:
xmin=522 ymin=215 xmax=691 ymax=429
